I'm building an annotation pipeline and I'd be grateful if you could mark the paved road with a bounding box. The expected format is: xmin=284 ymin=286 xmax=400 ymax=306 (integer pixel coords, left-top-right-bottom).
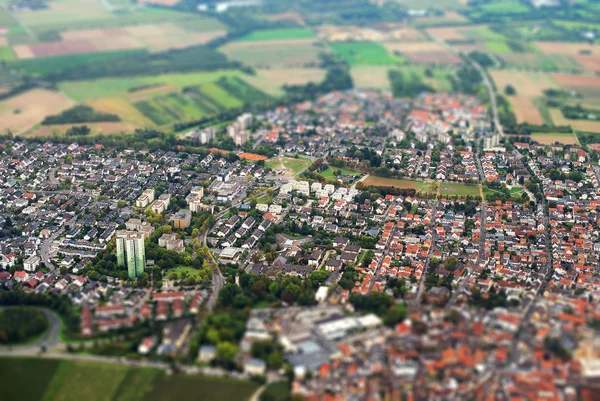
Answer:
xmin=468 ymin=58 xmax=504 ymax=137
xmin=430 ymin=36 xmax=504 ymax=137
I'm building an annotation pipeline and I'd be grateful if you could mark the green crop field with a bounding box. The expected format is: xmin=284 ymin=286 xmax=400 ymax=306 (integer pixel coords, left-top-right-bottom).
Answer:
xmin=459 ymin=26 xmax=506 ymax=42
xmin=484 ymin=41 xmax=512 ymax=53
xmin=478 ymin=1 xmax=530 ymax=14
xmin=197 ymin=82 xmax=244 ymax=109
xmin=135 ymin=100 xmax=178 ymax=126
xmin=0 ymin=46 xmax=15 ymax=62
xmin=59 ymin=71 xmax=245 ymax=102
xmin=12 ymin=50 xmax=148 ymax=76
xmin=237 ymin=28 xmax=315 ymax=42
xmin=220 ymin=40 xmax=322 ymax=68
xmin=331 ymin=42 xmax=404 ymax=66
xmin=15 ymin=1 xmax=225 ymax=34
xmin=0 ymin=358 xmax=259 ymax=401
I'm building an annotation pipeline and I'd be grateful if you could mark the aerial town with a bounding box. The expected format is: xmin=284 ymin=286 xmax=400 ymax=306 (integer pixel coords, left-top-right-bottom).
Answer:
xmin=1 ymin=89 xmax=599 ymax=400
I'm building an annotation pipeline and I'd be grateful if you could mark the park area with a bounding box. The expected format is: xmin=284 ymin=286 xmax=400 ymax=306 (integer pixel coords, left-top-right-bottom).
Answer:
xmin=266 ymin=156 xmax=312 ymax=177
xmin=320 ymin=167 xmax=362 ymax=179
xmin=0 ymin=357 xmax=259 ymax=401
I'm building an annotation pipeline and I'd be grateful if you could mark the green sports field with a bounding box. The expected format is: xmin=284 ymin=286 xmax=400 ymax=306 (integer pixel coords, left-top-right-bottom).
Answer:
xmin=0 ymin=358 xmax=259 ymax=401
xmin=439 ymin=183 xmax=481 ymax=198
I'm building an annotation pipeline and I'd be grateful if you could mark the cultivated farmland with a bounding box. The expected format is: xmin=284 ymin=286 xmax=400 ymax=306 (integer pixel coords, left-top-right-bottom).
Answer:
xmin=0 ymin=89 xmax=74 ymax=134
xmin=383 ymin=41 xmax=462 ymax=65
xmin=220 ymin=39 xmax=322 ymax=68
xmin=0 ymin=357 xmax=259 ymax=401
xmin=245 ymin=68 xmax=326 ymax=96
xmin=530 ymin=132 xmax=579 ymax=145
xmin=331 ymin=42 xmax=404 ymax=66
xmin=26 ymin=122 xmax=140 ymax=138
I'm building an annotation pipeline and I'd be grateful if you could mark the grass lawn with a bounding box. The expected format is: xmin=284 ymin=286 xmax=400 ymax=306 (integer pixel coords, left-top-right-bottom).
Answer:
xmin=362 ymin=175 xmax=427 ymax=191
xmin=259 ymin=382 xmax=291 ymax=401
xmin=266 ymin=156 xmax=311 ymax=175
xmin=237 ymin=28 xmax=315 ymax=42
xmin=0 ymin=357 xmax=259 ymax=401
xmin=166 ymin=266 xmax=199 ymax=277
xmin=439 ymin=182 xmax=481 ymax=198
xmin=320 ymin=167 xmax=362 ymax=178
xmin=255 ymin=195 xmax=272 ymax=204
xmin=331 ymin=42 xmax=404 ymax=66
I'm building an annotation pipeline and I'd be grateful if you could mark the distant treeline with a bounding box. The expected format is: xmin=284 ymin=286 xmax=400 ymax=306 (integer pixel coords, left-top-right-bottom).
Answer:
xmin=42 ymin=105 xmax=120 ymax=125
xmin=561 ymin=105 xmax=599 ymax=121
xmin=388 ymin=69 xmax=432 ymax=98
xmin=42 ymin=45 xmax=243 ymax=82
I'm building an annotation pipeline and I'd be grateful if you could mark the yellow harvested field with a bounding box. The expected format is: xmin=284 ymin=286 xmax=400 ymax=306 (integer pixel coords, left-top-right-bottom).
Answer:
xmin=351 ymin=66 xmax=391 ymax=90
xmin=264 ymin=12 xmax=305 ymax=25
xmin=87 ymin=97 xmax=154 ymax=127
xmin=552 ymin=73 xmax=600 ymax=88
xmin=535 ymin=41 xmax=597 ymax=56
xmin=319 ymin=24 xmax=423 ymax=42
xmin=91 ymin=36 xmax=143 ymax=52
xmin=383 ymin=41 xmax=447 ymax=53
xmin=13 ymin=45 xmax=34 ymax=59
xmin=550 ymin=108 xmax=600 ymax=133
xmin=510 ymin=96 xmax=544 ymax=125
xmin=245 ymin=68 xmax=326 ymax=96
xmin=0 ymin=89 xmax=75 ymax=134
xmin=531 ymin=133 xmax=579 ymax=145
xmin=490 ymin=70 xmax=559 ymax=97
xmin=575 ymin=54 xmax=600 ymax=73
xmin=426 ymin=27 xmax=465 ymax=41
xmin=26 ymin=122 xmax=139 ymax=138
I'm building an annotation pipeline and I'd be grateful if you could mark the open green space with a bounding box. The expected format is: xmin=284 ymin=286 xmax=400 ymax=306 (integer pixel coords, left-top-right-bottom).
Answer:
xmin=237 ymin=28 xmax=315 ymax=42
xmin=320 ymin=167 xmax=362 ymax=178
xmin=331 ymin=42 xmax=405 ymax=66
xmin=0 ymin=357 xmax=259 ymax=401
xmin=266 ymin=156 xmax=312 ymax=175
xmin=439 ymin=183 xmax=481 ymax=198
xmin=166 ymin=266 xmax=201 ymax=278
